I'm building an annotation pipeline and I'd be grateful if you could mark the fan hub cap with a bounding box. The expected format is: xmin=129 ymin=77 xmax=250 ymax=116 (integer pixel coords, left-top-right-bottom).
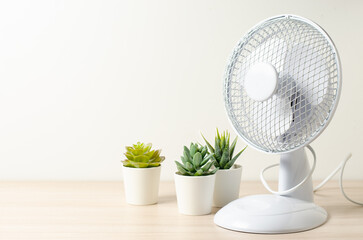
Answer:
xmin=244 ymin=62 xmax=278 ymax=102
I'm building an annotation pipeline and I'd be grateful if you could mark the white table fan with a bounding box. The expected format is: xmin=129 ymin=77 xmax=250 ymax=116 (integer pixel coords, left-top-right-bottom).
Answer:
xmin=214 ymin=15 xmax=341 ymax=233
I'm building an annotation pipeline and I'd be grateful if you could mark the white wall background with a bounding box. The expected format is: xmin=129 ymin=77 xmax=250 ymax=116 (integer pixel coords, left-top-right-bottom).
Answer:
xmin=0 ymin=0 xmax=362 ymax=181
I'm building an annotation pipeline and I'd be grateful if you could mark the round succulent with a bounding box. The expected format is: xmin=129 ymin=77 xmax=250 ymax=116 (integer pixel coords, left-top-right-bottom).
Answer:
xmin=122 ymin=142 xmax=165 ymax=168
xmin=175 ymin=143 xmax=218 ymax=176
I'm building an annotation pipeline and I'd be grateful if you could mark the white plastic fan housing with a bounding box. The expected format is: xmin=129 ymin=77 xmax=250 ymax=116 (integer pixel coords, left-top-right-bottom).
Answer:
xmin=215 ymin=147 xmax=326 ymax=233
xmin=214 ymin=195 xmax=327 ymax=233
xmin=216 ymin=14 xmax=341 ymax=234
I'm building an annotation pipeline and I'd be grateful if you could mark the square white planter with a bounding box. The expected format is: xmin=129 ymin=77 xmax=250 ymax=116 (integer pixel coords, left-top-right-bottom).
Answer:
xmin=213 ymin=164 xmax=242 ymax=207
xmin=174 ymin=173 xmax=216 ymax=215
xmin=122 ymin=166 xmax=161 ymax=205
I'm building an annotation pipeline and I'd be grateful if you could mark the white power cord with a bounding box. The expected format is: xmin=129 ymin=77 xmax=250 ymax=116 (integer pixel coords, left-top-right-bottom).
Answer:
xmin=314 ymin=153 xmax=363 ymax=206
xmin=313 ymin=153 xmax=352 ymax=192
xmin=260 ymin=146 xmax=363 ymax=206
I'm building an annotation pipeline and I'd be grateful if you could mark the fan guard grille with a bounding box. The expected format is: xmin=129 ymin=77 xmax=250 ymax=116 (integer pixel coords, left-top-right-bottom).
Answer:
xmin=224 ymin=15 xmax=341 ymax=153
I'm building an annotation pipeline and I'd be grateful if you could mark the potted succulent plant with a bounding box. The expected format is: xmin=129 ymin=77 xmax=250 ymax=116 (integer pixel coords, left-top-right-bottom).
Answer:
xmin=121 ymin=142 xmax=165 ymax=205
xmin=174 ymin=143 xmax=218 ymax=215
xmin=202 ymin=129 xmax=247 ymax=207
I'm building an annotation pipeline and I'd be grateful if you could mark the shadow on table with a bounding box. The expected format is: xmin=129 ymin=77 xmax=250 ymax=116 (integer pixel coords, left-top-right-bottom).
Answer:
xmin=158 ymin=194 xmax=176 ymax=204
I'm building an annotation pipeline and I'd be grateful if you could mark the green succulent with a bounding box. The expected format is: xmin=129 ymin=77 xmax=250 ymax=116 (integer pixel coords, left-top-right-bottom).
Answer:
xmin=122 ymin=142 xmax=165 ymax=168
xmin=202 ymin=129 xmax=247 ymax=169
xmin=175 ymin=143 xmax=218 ymax=176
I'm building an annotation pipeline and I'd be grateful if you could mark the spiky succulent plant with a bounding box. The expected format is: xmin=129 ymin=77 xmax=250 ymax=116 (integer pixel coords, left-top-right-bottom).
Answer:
xmin=175 ymin=143 xmax=218 ymax=176
xmin=202 ymin=129 xmax=247 ymax=169
xmin=122 ymin=142 xmax=165 ymax=168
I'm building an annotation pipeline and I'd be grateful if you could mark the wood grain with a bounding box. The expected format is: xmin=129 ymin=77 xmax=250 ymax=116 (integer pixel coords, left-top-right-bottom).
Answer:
xmin=0 ymin=181 xmax=362 ymax=240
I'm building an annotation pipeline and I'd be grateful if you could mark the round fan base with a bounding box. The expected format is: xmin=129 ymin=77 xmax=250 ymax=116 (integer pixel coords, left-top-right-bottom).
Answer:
xmin=214 ymin=194 xmax=327 ymax=234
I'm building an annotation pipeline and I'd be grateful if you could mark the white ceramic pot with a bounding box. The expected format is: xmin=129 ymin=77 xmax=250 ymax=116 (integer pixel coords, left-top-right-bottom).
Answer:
xmin=213 ymin=164 xmax=242 ymax=207
xmin=122 ymin=166 xmax=161 ymax=205
xmin=174 ymin=173 xmax=216 ymax=215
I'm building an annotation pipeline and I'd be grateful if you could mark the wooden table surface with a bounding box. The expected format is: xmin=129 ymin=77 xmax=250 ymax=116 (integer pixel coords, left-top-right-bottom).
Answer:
xmin=0 ymin=181 xmax=362 ymax=240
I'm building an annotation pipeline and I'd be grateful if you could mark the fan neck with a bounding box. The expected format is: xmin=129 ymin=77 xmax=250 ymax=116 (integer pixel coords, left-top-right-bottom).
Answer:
xmin=278 ymin=148 xmax=314 ymax=202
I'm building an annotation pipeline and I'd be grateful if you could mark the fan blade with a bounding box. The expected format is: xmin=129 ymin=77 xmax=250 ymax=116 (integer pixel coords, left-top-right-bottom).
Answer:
xmin=283 ymin=43 xmax=329 ymax=105
xmin=239 ymin=38 xmax=287 ymax=87
xmin=277 ymin=76 xmax=313 ymax=144
xmin=252 ymin=95 xmax=292 ymax=138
